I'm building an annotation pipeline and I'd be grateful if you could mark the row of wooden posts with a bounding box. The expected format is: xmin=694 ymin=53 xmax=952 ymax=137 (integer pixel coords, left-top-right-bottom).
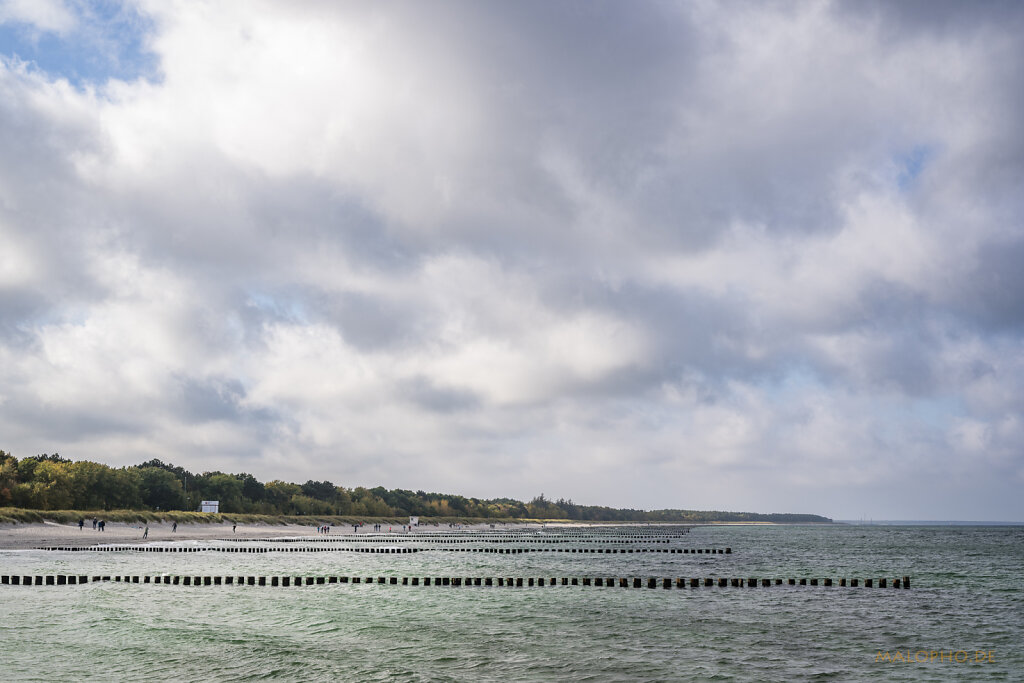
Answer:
xmin=263 ymin=537 xmax=677 ymax=544
xmin=312 ymin=531 xmax=693 ymax=539
xmin=1 ymin=575 xmax=910 ymax=588
xmin=36 ymin=546 xmax=730 ymax=555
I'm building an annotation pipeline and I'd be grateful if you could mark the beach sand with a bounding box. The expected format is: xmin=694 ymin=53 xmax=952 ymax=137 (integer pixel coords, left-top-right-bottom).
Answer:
xmin=0 ymin=519 xmax=549 ymax=550
xmin=0 ymin=521 xmax=332 ymax=549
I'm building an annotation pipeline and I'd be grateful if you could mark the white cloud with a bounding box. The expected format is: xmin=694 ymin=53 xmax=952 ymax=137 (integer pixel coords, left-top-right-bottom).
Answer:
xmin=0 ymin=1 xmax=1021 ymax=518
xmin=0 ymin=0 xmax=76 ymax=35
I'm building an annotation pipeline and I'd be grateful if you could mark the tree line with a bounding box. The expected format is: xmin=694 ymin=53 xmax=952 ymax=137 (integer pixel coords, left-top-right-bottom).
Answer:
xmin=0 ymin=450 xmax=830 ymax=523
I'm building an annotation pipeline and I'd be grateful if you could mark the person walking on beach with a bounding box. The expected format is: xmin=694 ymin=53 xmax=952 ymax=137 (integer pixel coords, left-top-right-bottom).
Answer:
xmin=143 ymin=525 xmax=149 ymax=539
xmin=98 ymin=520 xmax=105 ymax=531
xmin=78 ymin=519 xmax=84 ymax=530
xmin=92 ymin=518 xmax=97 ymax=530
xmin=172 ymin=522 xmax=177 ymax=533
xmin=232 ymin=523 xmax=236 ymax=533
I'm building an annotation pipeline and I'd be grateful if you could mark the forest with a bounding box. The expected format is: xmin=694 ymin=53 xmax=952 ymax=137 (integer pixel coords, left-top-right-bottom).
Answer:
xmin=0 ymin=450 xmax=830 ymax=523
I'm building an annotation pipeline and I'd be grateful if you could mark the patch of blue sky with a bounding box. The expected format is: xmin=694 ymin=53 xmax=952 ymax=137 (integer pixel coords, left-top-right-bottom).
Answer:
xmin=895 ymin=144 xmax=936 ymax=191
xmin=764 ymin=367 xmax=963 ymax=432
xmin=0 ymin=0 xmax=159 ymax=88
xmin=245 ymin=291 xmax=311 ymax=326
xmin=765 ymin=364 xmax=825 ymax=400
xmin=867 ymin=394 xmax=965 ymax=447
xmin=905 ymin=394 xmax=964 ymax=430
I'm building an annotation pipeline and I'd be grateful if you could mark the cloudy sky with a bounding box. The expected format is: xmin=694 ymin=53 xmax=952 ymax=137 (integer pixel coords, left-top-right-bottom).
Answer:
xmin=1 ymin=1 xmax=1022 ymax=520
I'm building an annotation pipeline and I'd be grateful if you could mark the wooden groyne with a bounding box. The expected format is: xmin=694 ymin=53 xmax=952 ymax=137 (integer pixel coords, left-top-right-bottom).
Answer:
xmin=1 ymin=574 xmax=910 ymax=589
xmin=34 ymin=545 xmax=731 ymax=555
xmin=247 ymin=537 xmax=680 ymax=544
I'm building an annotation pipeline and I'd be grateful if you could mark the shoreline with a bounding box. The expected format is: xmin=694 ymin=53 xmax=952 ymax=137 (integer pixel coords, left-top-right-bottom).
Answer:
xmin=0 ymin=521 xmax=332 ymax=550
xmin=0 ymin=520 xmax=558 ymax=550
xmin=0 ymin=519 xmax=717 ymax=550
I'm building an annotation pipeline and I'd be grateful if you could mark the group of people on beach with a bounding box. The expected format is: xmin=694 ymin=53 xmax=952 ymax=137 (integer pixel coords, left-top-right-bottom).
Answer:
xmin=317 ymin=524 xmax=331 ymax=534
xmin=78 ymin=518 xmax=105 ymax=531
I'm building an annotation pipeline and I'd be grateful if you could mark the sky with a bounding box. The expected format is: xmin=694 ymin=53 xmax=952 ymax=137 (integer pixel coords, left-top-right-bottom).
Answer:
xmin=0 ymin=1 xmax=1022 ymax=521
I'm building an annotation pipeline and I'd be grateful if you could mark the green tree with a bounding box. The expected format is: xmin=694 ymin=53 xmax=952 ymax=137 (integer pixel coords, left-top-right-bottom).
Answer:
xmin=301 ymin=480 xmax=338 ymax=502
xmin=238 ymin=473 xmax=265 ymax=507
xmin=105 ymin=467 xmax=143 ymax=509
xmin=138 ymin=467 xmax=186 ymax=510
xmin=25 ymin=460 xmax=74 ymax=509
xmin=289 ymin=494 xmax=334 ymax=515
xmin=264 ymin=480 xmax=300 ymax=513
xmin=68 ymin=461 xmax=114 ymax=509
xmin=199 ymin=473 xmax=244 ymax=513
xmin=0 ymin=451 xmax=17 ymax=506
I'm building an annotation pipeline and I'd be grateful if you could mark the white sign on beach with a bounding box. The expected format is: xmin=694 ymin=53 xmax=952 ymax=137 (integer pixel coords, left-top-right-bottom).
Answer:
xmin=409 ymin=516 xmax=419 ymax=526
xmin=201 ymin=500 xmax=219 ymax=513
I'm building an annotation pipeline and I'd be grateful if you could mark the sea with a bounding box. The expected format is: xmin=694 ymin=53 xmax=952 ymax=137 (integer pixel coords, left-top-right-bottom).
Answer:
xmin=1 ymin=523 xmax=1021 ymax=682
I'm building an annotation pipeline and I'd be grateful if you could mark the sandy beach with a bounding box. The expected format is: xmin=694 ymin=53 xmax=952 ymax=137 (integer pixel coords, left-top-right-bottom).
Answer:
xmin=0 ymin=519 xmax=554 ymax=550
xmin=0 ymin=520 xmax=366 ymax=550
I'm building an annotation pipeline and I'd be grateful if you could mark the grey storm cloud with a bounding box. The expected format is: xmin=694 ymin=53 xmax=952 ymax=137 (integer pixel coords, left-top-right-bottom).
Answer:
xmin=0 ymin=0 xmax=1022 ymax=520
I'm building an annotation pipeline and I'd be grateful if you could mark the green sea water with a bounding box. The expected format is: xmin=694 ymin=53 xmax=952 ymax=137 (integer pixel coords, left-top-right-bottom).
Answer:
xmin=1 ymin=524 xmax=1021 ymax=681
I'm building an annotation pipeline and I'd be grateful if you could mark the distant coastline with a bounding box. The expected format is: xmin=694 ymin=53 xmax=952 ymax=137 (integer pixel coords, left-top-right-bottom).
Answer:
xmin=1 ymin=507 xmax=833 ymax=527
xmin=1 ymin=452 xmax=832 ymax=524
xmin=836 ymin=520 xmax=1023 ymax=526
